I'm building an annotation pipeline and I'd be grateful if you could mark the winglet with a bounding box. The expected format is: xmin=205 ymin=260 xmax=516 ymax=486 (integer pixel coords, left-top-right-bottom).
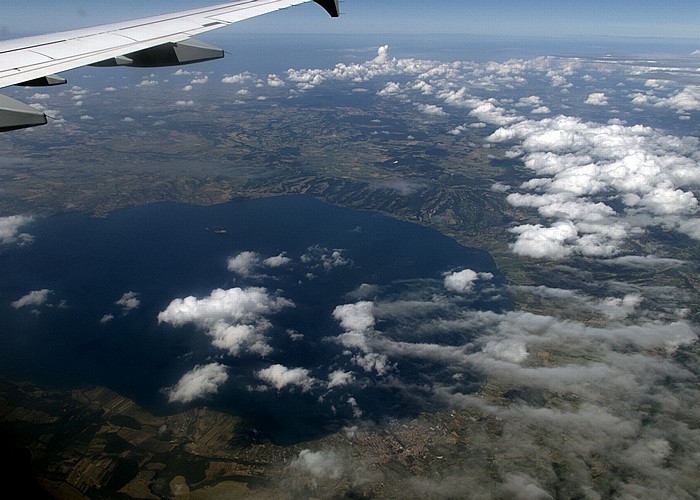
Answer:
xmin=314 ymin=0 xmax=340 ymax=17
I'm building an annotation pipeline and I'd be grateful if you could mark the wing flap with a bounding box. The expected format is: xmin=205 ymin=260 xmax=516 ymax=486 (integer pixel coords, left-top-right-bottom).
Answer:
xmin=0 ymin=50 xmax=54 ymax=70
xmin=28 ymin=33 xmax=137 ymax=60
xmin=116 ymin=21 xmax=207 ymax=43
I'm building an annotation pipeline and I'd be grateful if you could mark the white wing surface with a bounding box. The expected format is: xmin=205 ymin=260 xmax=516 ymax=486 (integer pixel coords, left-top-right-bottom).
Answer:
xmin=0 ymin=0 xmax=339 ymax=131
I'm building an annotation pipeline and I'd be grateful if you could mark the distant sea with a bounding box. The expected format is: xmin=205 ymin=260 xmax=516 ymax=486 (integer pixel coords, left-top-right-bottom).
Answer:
xmin=0 ymin=196 xmax=506 ymax=442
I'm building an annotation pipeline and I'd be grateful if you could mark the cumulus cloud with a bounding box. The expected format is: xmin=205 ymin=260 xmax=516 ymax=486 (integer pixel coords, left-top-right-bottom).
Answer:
xmin=163 ymin=363 xmax=229 ymax=403
xmin=267 ymin=74 xmax=285 ymax=87
xmin=508 ymin=222 xmax=579 ymax=259
xmin=444 ymin=269 xmax=493 ymax=293
xmin=222 ymin=72 xmax=254 ymax=84
xmin=0 ymin=215 xmax=34 ymax=246
xmin=332 ymin=301 xmax=393 ymax=375
xmin=190 ymin=75 xmax=208 ymax=85
xmin=377 ymin=81 xmax=401 ymax=96
xmin=585 ymin=92 xmax=608 ymax=105
xmin=333 ymin=301 xmax=375 ymax=333
xmin=415 ymin=103 xmax=447 ymax=117
xmin=469 ymin=101 xmax=521 ymax=126
xmin=136 ymin=79 xmax=158 ymax=87
xmin=227 ymin=251 xmax=292 ymax=277
xmin=11 ymin=289 xmax=52 ymax=309
xmin=256 ymin=364 xmax=315 ymax=391
xmin=488 ymin=115 xmax=700 ymax=258
xmin=633 ymin=85 xmax=700 ymax=112
xmin=227 ymin=251 xmax=261 ymax=276
xmin=327 ymin=369 xmax=355 ymax=389
xmin=115 ymin=291 xmax=140 ymax=313
xmin=373 ymin=44 xmax=390 ymax=64
xmin=301 ymin=245 xmax=351 ymax=270
xmin=263 ymin=253 xmax=292 ymax=268
xmin=531 ymin=105 xmax=551 ymax=114
xmin=158 ymin=287 xmax=293 ymax=357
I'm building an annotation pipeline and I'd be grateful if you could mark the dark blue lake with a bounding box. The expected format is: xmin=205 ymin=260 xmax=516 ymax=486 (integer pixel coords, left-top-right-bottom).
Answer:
xmin=0 ymin=195 xmax=508 ymax=443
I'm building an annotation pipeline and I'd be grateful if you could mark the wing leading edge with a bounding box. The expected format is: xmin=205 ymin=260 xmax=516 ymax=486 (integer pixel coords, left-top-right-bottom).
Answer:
xmin=0 ymin=0 xmax=339 ymax=132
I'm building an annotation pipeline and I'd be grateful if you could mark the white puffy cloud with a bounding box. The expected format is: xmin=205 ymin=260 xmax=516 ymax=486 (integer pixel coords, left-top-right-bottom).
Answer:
xmin=517 ymin=95 xmax=543 ymax=107
xmin=377 ymin=81 xmax=401 ymax=96
xmin=262 ymin=253 xmax=292 ymax=268
xmin=373 ymin=44 xmax=390 ymax=64
xmin=444 ymin=269 xmax=493 ymax=293
xmin=469 ymin=101 xmax=521 ymax=126
xmin=0 ymin=215 xmax=33 ymax=246
xmin=11 ymin=289 xmax=52 ymax=309
xmin=488 ymin=115 xmax=700 ymax=258
xmin=508 ymin=222 xmax=579 ymax=259
xmin=227 ymin=251 xmax=292 ymax=277
xmin=415 ymin=103 xmax=447 ymax=117
xmin=327 ymin=369 xmax=355 ymax=389
xmin=331 ymin=301 xmax=393 ymax=375
xmin=227 ymin=251 xmax=261 ymax=276
xmin=164 ymin=363 xmax=229 ymax=403
xmin=158 ymin=287 xmax=293 ymax=357
xmin=333 ymin=301 xmax=375 ymax=333
xmin=136 ymin=79 xmax=158 ymax=87
xmin=267 ymin=74 xmax=285 ymax=87
xmin=256 ymin=364 xmax=315 ymax=391
xmin=190 ymin=75 xmax=208 ymax=85
xmin=633 ymin=85 xmax=700 ymax=112
xmin=115 ymin=291 xmax=140 ymax=313
xmin=301 ymin=245 xmax=351 ymax=270
xmin=222 ymin=72 xmax=254 ymax=84
xmin=158 ymin=287 xmax=287 ymax=327
xmin=585 ymin=92 xmax=608 ymax=105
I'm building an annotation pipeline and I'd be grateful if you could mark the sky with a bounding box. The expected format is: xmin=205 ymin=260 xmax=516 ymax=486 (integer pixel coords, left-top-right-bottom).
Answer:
xmin=2 ymin=0 xmax=700 ymax=40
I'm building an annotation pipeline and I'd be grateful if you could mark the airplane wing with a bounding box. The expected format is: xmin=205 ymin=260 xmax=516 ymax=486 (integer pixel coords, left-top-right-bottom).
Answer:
xmin=0 ymin=0 xmax=339 ymax=132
